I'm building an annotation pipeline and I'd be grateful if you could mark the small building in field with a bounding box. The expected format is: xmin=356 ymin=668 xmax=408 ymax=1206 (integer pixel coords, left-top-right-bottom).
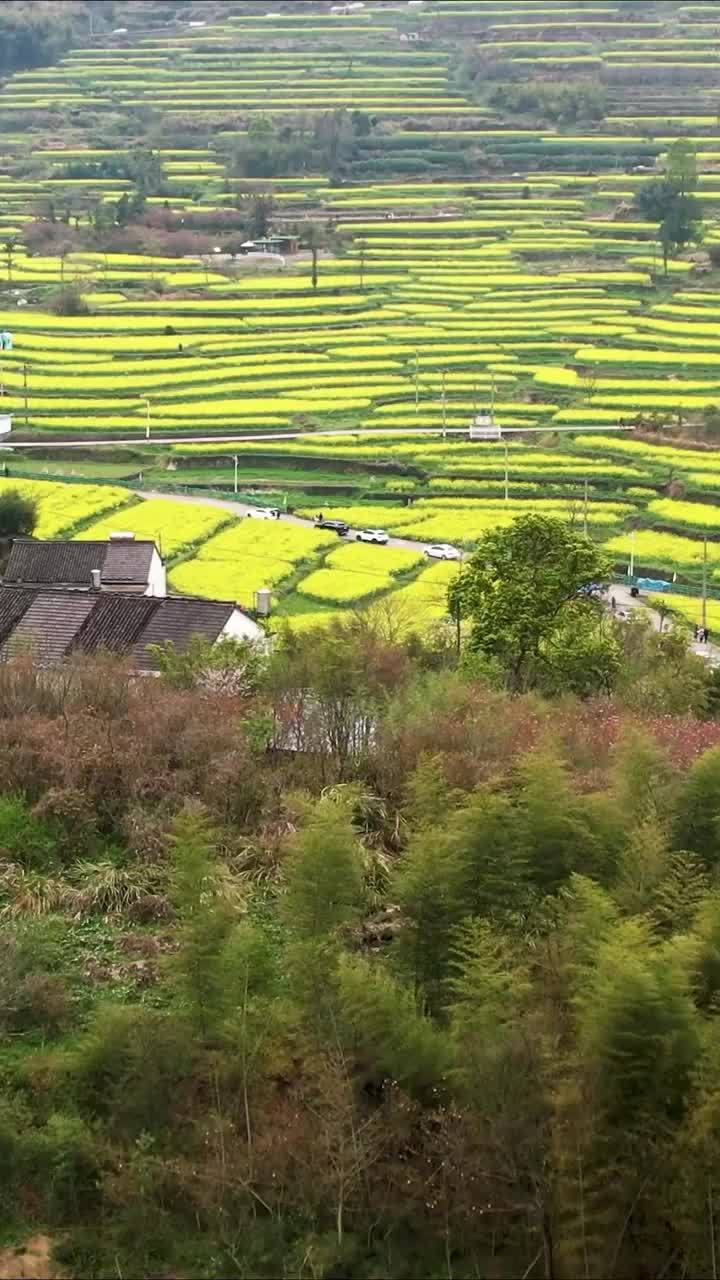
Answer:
xmin=5 ymin=535 xmax=167 ymax=597
xmin=240 ymin=236 xmax=299 ymax=255
xmin=0 ymin=587 xmax=263 ymax=671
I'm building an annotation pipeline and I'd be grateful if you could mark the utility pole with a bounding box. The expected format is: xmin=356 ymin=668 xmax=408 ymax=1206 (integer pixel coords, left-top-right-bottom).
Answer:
xmin=504 ymin=439 xmax=509 ymax=504
xmin=359 ymin=240 xmax=366 ymax=290
xmin=414 ymin=350 xmax=420 ymax=413
xmin=233 ymin=454 xmax=239 ymax=495
xmin=703 ymin=534 xmax=708 ymax=633
xmin=142 ymin=396 xmax=150 ymax=440
xmin=583 ymin=476 xmax=589 ymax=537
xmin=22 ymin=363 xmax=28 ymax=428
xmin=441 ymin=368 xmax=447 ymax=441
xmin=629 ymin=528 xmax=636 ymax=580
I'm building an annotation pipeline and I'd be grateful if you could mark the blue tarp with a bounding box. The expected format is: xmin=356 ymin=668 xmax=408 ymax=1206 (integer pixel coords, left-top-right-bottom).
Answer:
xmin=636 ymin=578 xmax=672 ymax=592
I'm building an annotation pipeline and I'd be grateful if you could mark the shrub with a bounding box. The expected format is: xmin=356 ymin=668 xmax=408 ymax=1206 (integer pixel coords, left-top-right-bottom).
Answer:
xmin=49 ymin=285 xmax=90 ymax=316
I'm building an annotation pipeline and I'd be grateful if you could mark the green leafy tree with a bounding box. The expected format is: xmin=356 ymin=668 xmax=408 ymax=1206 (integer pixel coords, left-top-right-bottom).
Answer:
xmin=335 ymin=953 xmax=449 ymax=1095
xmin=0 ymin=489 xmax=37 ymax=541
xmin=660 ymin=194 xmax=703 ymax=274
xmin=403 ymin=752 xmax=456 ymax=830
xmin=636 ymin=177 xmax=681 ymax=223
xmin=577 ymin=919 xmax=700 ymax=1135
xmin=148 ymin=634 xmax=266 ymax=695
xmin=518 ymin=749 xmax=614 ymax=893
xmin=611 ymin=730 xmax=676 ymax=826
xmin=652 ymin=850 xmax=710 ymax=934
xmin=392 ymin=825 xmax=469 ymax=1004
xmin=674 ymin=746 xmax=720 ymax=868
xmin=448 ymin=514 xmax=611 ymax=693
xmin=283 ymin=793 xmax=365 ymax=940
xmin=635 ymin=139 xmax=702 ymax=274
xmin=448 ymin=919 xmax=531 ymax=1100
xmin=612 ymin=819 xmax=671 ymax=917
xmin=168 ymin=806 xmax=236 ymax=1040
xmin=666 ymin=137 xmax=699 ymax=195
xmin=445 ymin=788 xmax=531 ymax=920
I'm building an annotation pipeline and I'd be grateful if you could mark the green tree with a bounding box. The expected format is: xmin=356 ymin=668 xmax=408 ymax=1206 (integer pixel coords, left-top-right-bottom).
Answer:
xmin=168 ymin=806 xmax=236 ymax=1040
xmin=448 ymin=919 xmax=531 ymax=1099
xmin=577 ymin=919 xmax=700 ymax=1134
xmin=2 ymin=236 xmax=18 ymax=283
xmin=636 ymin=177 xmax=681 ymax=223
xmin=445 ymin=787 xmax=531 ymax=920
xmin=610 ymin=729 xmax=676 ymax=826
xmin=335 ymin=953 xmax=449 ymax=1095
xmin=666 ymin=137 xmax=699 ymax=195
xmin=0 ymin=488 xmax=37 ymax=544
xmin=392 ymin=824 xmax=469 ymax=1004
xmin=518 ymin=749 xmax=615 ymax=892
xmin=449 ymin=514 xmax=611 ymax=693
xmin=148 ymin=634 xmax=266 ymax=695
xmin=403 ymin=752 xmax=456 ymax=830
xmin=283 ymin=793 xmax=365 ymax=940
xmin=635 ymin=140 xmax=702 ymax=275
xmin=652 ymin=850 xmax=710 ymax=934
xmin=660 ymin=193 xmax=703 ymax=274
xmin=674 ymin=746 xmax=720 ymax=868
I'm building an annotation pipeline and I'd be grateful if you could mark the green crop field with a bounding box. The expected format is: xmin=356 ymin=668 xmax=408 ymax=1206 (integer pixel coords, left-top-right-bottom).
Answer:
xmin=0 ymin=0 xmax=719 ymax=601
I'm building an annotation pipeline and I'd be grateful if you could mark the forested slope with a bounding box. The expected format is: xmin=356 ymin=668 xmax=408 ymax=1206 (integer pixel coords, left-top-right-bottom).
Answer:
xmin=0 ymin=609 xmax=719 ymax=1279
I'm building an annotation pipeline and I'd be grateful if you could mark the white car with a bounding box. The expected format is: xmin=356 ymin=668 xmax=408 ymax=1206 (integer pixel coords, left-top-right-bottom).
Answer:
xmin=425 ymin=544 xmax=461 ymax=561
xmin=248 ymin=507 xmax=280 ymax=520
xmin=356 ymin=528 xmax=389 ymax=545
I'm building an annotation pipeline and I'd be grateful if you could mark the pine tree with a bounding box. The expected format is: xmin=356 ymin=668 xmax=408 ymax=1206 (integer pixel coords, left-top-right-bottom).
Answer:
xmin=652 ymin=850 xmax=710 ymax=935
xmin=335 ymin=953 xmax=449 ymax=1095
xmin=612 ymin=819 xmax=670 ymax=917
xmin=518 ymin=750 xmax=600 ymax=894
xmin=448 ymin=919 xmax=531 ymax=1100
xmin=577 ymin=919 xmax=700 ymax=1136
xmin=403 ymin=752 xmax=456 ymax=831
xmin=168 ymin=807 xmax=235 ymax=1041
xmin=445 ymin=788 xmax=531 ymax=921
xmin=392 ymin=826 xmax=469 ymax=1006
xmin=611 ymin=730 xmax=676 ymax=827
xmin=283 ymin=794 xmax=365 ymax=941
xmin=674 ymin=746 xmax=720 ymax=868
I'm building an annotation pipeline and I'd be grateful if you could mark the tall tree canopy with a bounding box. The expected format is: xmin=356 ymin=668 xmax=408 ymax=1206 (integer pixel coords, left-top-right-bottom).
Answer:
xmin=448 ymin=513 xmax=613 ymax=693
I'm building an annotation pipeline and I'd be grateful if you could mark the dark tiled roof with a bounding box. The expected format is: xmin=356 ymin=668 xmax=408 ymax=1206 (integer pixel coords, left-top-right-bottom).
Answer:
xmin=4 ymin=540 xmax=155 ymax=587
xmin=133 ymin=597 xmax=235 ymax=671
xmin=0 ymin=587 xmax=238 ymax=670
xmin=103 ymin=541 xmax=155 ymax=584
xmin=0 ymin=587 xmax=36 ymax=645
xmin=4 ymin=592 xmax=96 ymax=664
xmin=72 ymin=594 xmax=159 ymax=655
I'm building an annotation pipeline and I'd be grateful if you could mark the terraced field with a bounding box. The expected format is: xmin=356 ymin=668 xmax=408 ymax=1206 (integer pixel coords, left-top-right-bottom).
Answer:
xmin=2 ymin=0 xmax=720 ymax=599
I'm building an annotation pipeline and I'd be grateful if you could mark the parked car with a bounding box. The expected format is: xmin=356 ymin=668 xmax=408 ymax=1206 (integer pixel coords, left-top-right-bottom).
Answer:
xmin=356 ymin=528 xmax=389 ymax=545
xmin=424 ymin=543 xmax=461 ymax=561
xmin=315 ymin=517 xmax=349 ymax=536
xmin=249 ymin=507 xmax=281 ymax=520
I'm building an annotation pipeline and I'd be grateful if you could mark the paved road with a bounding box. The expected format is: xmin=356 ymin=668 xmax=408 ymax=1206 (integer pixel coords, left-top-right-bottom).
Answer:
xmin=610 ymin=582 xmax=720 ymax=667
xmin=138 ymin=488 xmax=440 ymax=555
xmin=0 ymin=424 xmax=635 ymax=450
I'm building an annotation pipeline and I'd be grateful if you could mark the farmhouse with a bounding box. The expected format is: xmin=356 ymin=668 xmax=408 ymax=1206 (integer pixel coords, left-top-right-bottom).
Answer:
xmin=4 ymin=535 xmax=166 ymax=597
xmin=0 ymin=587 xmax=263 ymax=670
